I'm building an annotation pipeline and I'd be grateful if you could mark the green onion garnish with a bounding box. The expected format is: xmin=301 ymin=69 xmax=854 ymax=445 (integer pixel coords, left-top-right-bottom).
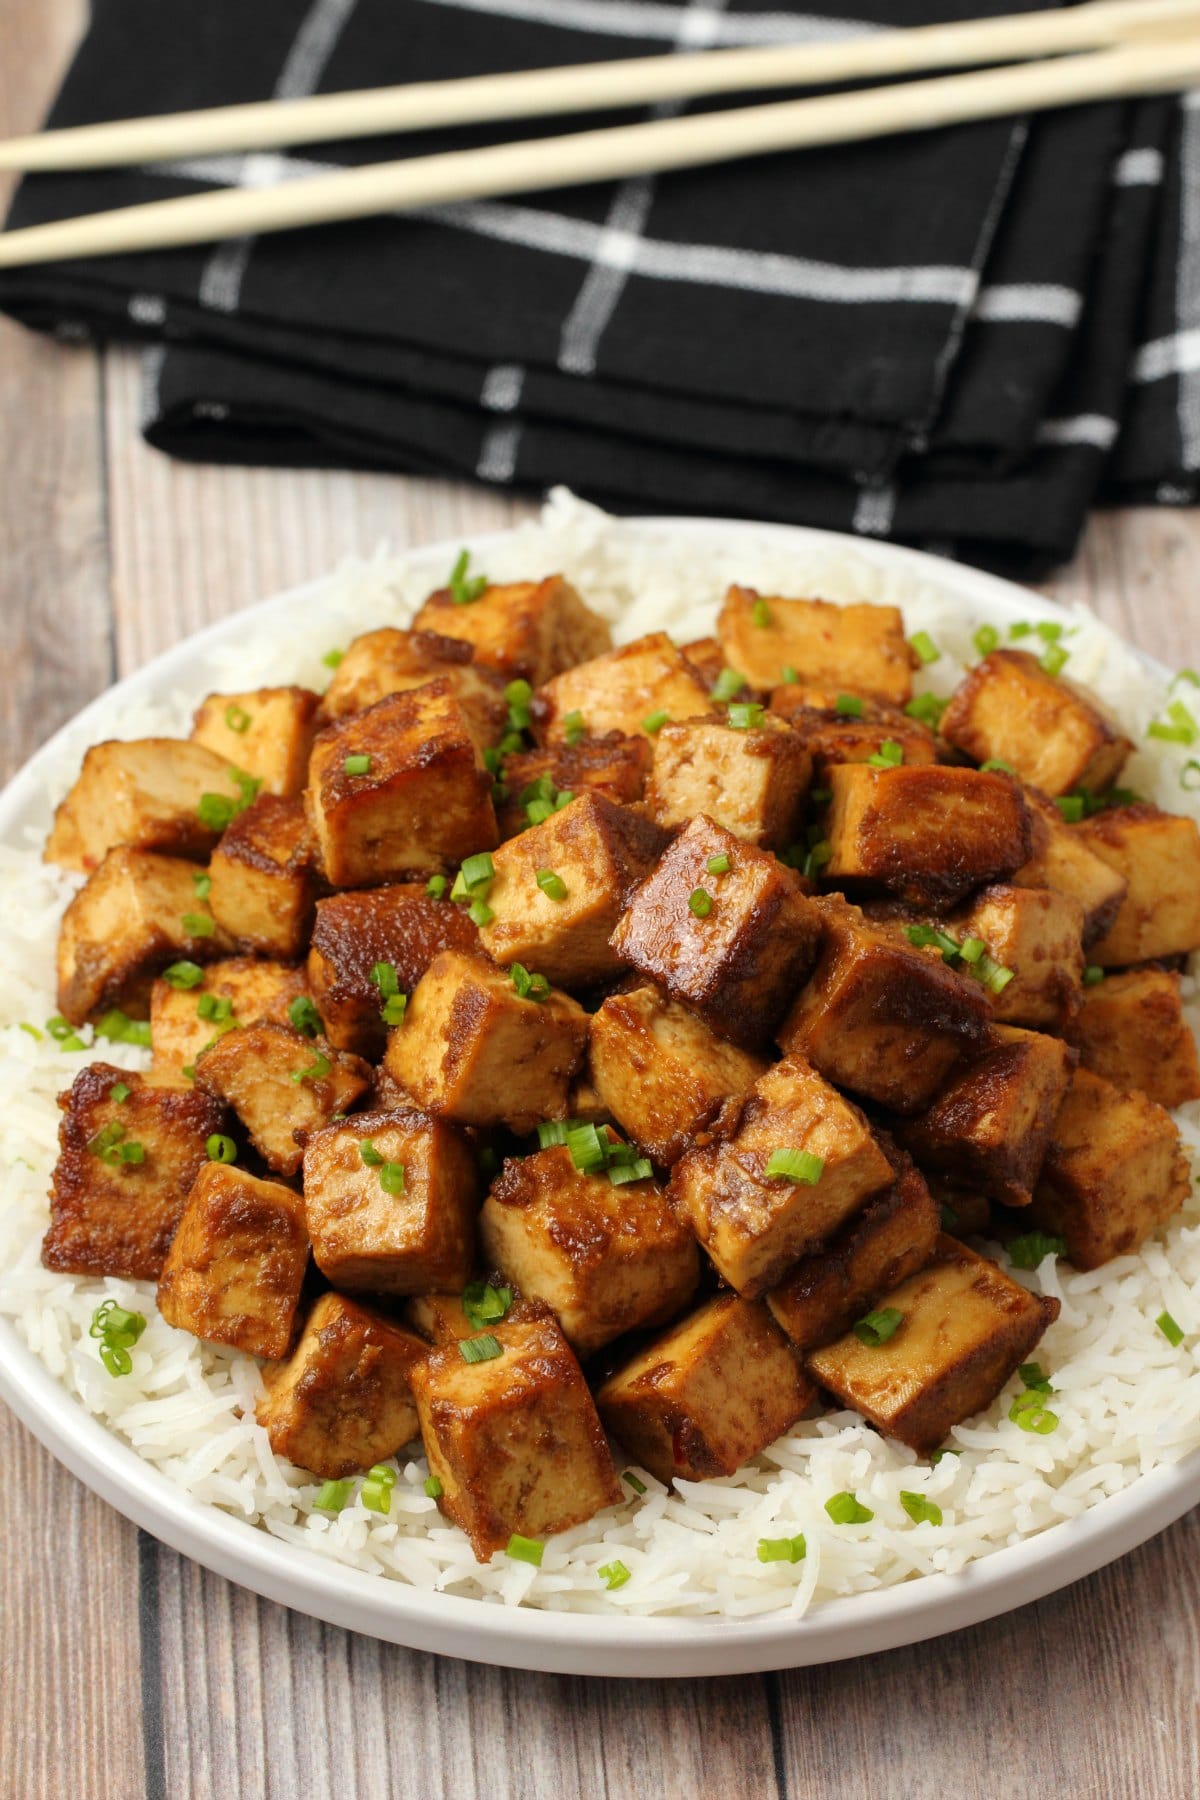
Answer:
xmin=468 ymin=898 xmax=494 ymax=928
xmin=371 ymin=961 xmax=400 ymax=999
xmin=1019 ymin=1363 xmax=1051 ymax=1391
xmin=361 ymin=1463 xmax=398 ymax=1514
xmin=290 ymin=1051 xmax=331 ymax=1085
xmin=110 ymin=1081 xmax=131 ymax=1105
xmin=707 ymin=853 xmax=731 ymax=875
xmin=314 ymin=1480 xmax=351 ymax=1512
xmin=958 ymin=936 xmax=986 ymax=964
xmin=751 ymin=598 xmax=772 ymax=628
xmin=94 ymin=1009 xmax=152 ymax=1047
xmin=322 ymin=647 xmax=345 ymax=669
xmin=197 ymin=793 xmax=237 ymax=831
xmin=89 ymin=1299 xmax=147 ymax=1376
xmin=599 ymin=1559 xmax=632 ymax=1590
xmin=642 ymin=709 xmax=670 ymax=734
xmin=448 ymin=548 xmax=487 ymax=606
xmin=973 ymin=624 xmax=999 ymax=657
xmin=756 ymin=1534 xmax=807 ymax=1563
xmin=1007 ymin=1232 xmax=1066 ymax=1269
xmin=929 ymin=1448 xmax=960 ymax=1466
xmin=763 ymin=1148 xmax=824 ymax=1185
xmin=711 ymin=667 xmax=746 ymax=703
xmin=162 ymin=961 xmax=204 ymax=990
xmin=510 ymin=963 xmax=550 ymax=1002
xmin=1083 ymin=965 xmax=1104 ymax=986
xmin=224 ymin=703 xmax=252 ymax=734
xmin=379 ymin=1161 xmax=405 ymax=1195
xmin=505 ymin=678 xmax=534 ymax=734
xmin=688 ymin=888 xmax=713 ymax=918
xmin=825 ymin=1492 xmax=874 ymax=1525
xmin=562 ymin=710 xmax=586 ymax=746
xmin=359 ymin=1140 xmax=384 ymax=1167
xmin=866 ymin=738 xmax=904 ymax=769
xmin=181 ymin=911 xmax=216 ymax=937
xmin=1041 ymin=643 xmax=1069 ymax=677
xmin=623 ymin=1470 xmax=647 ymax=1495
xmin=567 ymin=1123 xmax=608 ymax=1174
xmin=1157 ymin=1310 xmax=1185 ymax=1347
xmin=45 ymin=1014 xmax=86 ymax=1050
xmin=462 ymin=852 xmax=495 ymax=892
xmin=909 ymin=631 xmax=940 ymax=666
xmin=426 ymin=874 xmax=447 ymax=900
xmin=424 ymin=1475 xmax=443 ymax=1499
xmin=727 ymin=702 xmax=765 ymax=730
xmin=196 ymin=993 xmax=233 ymax=1024
xmin=18 ymin=1021 xmax=42 ymax=1041
xmin=506 ymin=1534 xmax=544 ymax=1567
xmin=803 ymin=841 xmax=832 ymax=878
xmin=977 ymin=953 xmax=1015 ymax=995
xmin=381 ymin=993 xmax=407 ymax=1026
xmin=459 ymin=1334 xmax=502 ymax=1364
xmin=288 ymin=995 xmax=323 ymax=1037
xmin=537 ymin=1120 xmax=570 ymax=1148
xmin=1009 ymin=1392 xmax=1059 ymax=1434
xmin=607 ymin=1156 xmax=654 ymax=1187
xmin=462 ymin=1281 xmax=513 ymax=1331
xmin=1055 ymin=795 xmax=1086 ymax=823
xmin=853 ymin=1307 xmax=903 ymax=1347
xmin=980 ymin=759 xmax=1016 ymax=774
xmin=206 ymin=1134 xmax=237 ymax=1164
xmin=343 ymin=754 xmax=372 ymax=776
xmin=905 ymin=692 xmax=948 ymax=727
xmin=780 ymin=664 xmax=799 ymax=684
xmin=835 ymin=693 xmax=864 ymax=717
xmin=899 ymin=1492 xmax=943 ymax=1526
xmin=536 ymin=869 xmax=568 ymax=902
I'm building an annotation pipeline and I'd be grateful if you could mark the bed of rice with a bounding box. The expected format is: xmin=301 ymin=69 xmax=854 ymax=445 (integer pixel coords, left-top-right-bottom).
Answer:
xmin=1 ymin=488 xmax=1198 ymax=1620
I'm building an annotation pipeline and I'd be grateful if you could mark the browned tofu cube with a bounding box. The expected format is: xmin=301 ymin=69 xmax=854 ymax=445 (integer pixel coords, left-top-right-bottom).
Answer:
xmin=411 ymin=1312 xmax=621 ymax=1559
xmin=596 ymin=1293 xmax=814 ymax=1486
xmin=320 ymin=627 xmax=508 ymax=751
xmin=413 ymin=574 xmax=612 ymax=684
xmin=256 ymin=1292 xmax=427 ymax=1478
xmin=534 ymin=631 xmax=712 ymax=745
xmin=56 ymin=847 xmax=231 ymax=1025
xmin=195 ymin=1022 xmax=371 ymax=1177
xmin=644 ymin=713 xmax=811 ymax=849
xmin=588 ymin=984 xmax=767 ymax=1166
xmin=479 ymin=792 xmax=665 ymax=989
xmin=383 ymin=950 xmax=588 ymax=1134
xmin=825 ymin=763 xmax=1032 ymax=909
xmin=207 ymin=794 xmax=317 ymax=960
xmin=191 ymin=686 xmax=319 ymax=799
xmin=45 ymin=738 xmax=250 ymax=874
xmin=766 ymin=1151 xmax=939 ymax=1351
xmin=953 ymin=883 xmax=1085 ymax=1030
xmin=1027 ymin=1067 xmax=1191 ymax=1269
xmin=305 ymin=683 xmax=497 ymax=887
xmin=806 ymin=1235 xmax=1059 ymax=1453
xmin=1073 ymin=966 xmax=1200 ymax=1109
xmin=718 ymin=586 xmax=916 ymax=704
xmin=156 ymin=1164 xmax=308 ymax=1357
xmin=567 ymin=1070 xmax=613 ymax=1125
xmin=1013 ymin=788 xmax=1128 ymax=947
xmin=42 ymin=1064 xmax=226 ymax=1280
xmin=302 ymin=1108 xmax=478 ymax=1294
xmin=610 ymin=816 xmax=822 ymax=1048
xmin=778 ymin=700 xmax=938 ymax=784
xmin=496 ymin=732 xmax=651 ymax=839
xmin=479 ymin=1146 xmax=698 ymax=1355
xmin=670 ymin=1056 xmax=894 ymax=1296
xmin=898 ymin=1025 xmax=1077 ymax=1208
xmin=1077 ymin=805 xmax=1200 ymax=966
xmin=149 ymin=956 xmax=309 ymax=1085
xmin=941 ymin=649 xmax=1132 ymax=797
xmin=778 ymin=899 xmax=990 ymax=1112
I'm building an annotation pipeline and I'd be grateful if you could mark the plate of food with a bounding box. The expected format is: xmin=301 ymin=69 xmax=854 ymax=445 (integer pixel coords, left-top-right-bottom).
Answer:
xmin=1 ymin=491 xmax=1197 ymax=1678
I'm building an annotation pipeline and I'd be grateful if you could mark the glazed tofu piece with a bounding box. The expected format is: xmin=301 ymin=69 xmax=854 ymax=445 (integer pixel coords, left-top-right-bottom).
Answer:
xmin=496 ymin=732 xmax=651 ymax=839
xmin=414 ymin=574 xmax=612 ymax=685
xmin=157 ymin=1164 xmax=308 ymax=1358
xmin=56 ymin=847 xmax=231 ymax=1025
xmin=953 ymin=883 xmax=1085 ymax=1030
xmin=588 ymin=984 xmax=767 ymax=1166
xmin=42 ymin=1064 xmax=226 ymax=1280
xmin=320 ymin=627 xmax=508 ymax=751
xmin=806 ymin=1235 xmax=1060 ymax=1453
xmin=149 ymin=956 xmax=310 ymax=1084
xmin=778 ymin=899 xmax=990 ymax=1113
xmin=1013 ymin=789 xmax=1127 ymax=947
xmin=191 ymin=686 xmax=319 ymax=799
xmin=644 ymin=713 xmax=812 ymax=849
xmin=411 ymin=1312 xmax=621 ymax=1559
xmin=670 ymin=1056 xmax=894 ymax=1296
xmin=717 ymin=586 xmax=916 ymax=704
xmin=1027 ymin=1067 xmax=1191 ymax=1269
xmin=479 ymin=1145 xmax=699 ymax=1356
xmin=194 ymin=1022 xmax=371 ymax=1177
xmin=256 ymin=1292 xmax=427 ymax=1479
xmin=940 ymin=649 xmax=1132 ymax=797
xmin=45 ymin=738 xmax=250 ymax=874
xmin=207 ymin=794 xmax=318 ymax=960
xmin=766 ymin=1151 xmax=939 ymax=1352
xmin=1076 ymin=805 xmax=1200 ymax=966
xmin=478 ymin=792 xmax=665 ymax=989
xmin=305 ymin=683 xmax=497 ymax=887
xmin=534 ymin=632 xmax=712 ymax=745
xmin=306 ymin=884 xmax=481 ymax=1058
xmin=302 ymin=1108 xmax=478 ymax=1294
xmin=596 ymin=1293 xmax=814 ymax=1486
xmin=898 ymin=1025 xmax=1077 ymax=1209
xmin=1073 ymin=966 xmax=1200 ymax=1109
xmin=383 ymin=950 xmax=588 ymax=1134
xmin=824 ymin=763 xmax=1031 ymax=909
xmin=610 ymin=816 xmax=822 ymax=1049
xmin=778 ymin=701 xmax=938 ymax=784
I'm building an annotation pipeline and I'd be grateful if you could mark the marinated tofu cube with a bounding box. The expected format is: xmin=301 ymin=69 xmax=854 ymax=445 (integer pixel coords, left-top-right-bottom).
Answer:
xmin=320 ymin=627 xmax=508 ymax=751
xmin=413 ymin=574 xmax=612 ymax=684
xmin=1013 ymin=788 xmax=1127 ymax=947
xmin=42 ymin=1064 xmax=226 ymax=1280
xmin=383 ymin=950 xmax=588 ymax=1134
xmin=567 ymin=1070 xmax=613 ymax=1125
xmin=411 ymin=1312 xmax=621 ymax=1559
xmin=479 ymin=1145 xmax=698 ymax=1356
xmin=596 ymin=1293 xmax=814 ymax=1486
xmin=806 ymin=1234 xmax=1059 ymax=1453
xmin=156 ymin=1164 xmax=308 ymax=1358
xmin=898 ymin=1025 xmax=1077 ymax=1208
xmin=496 ymin=732 xmax=651 ymax=839
xmin=150 ymin=956 xmax=310 ymax=1085
xmin=534 ymin=632 xmax=712 ymax=745
xmin=588 ymin=984 xmax=767 ymax=1166
xmin=778 ymin=899 xmax=990 ymax=1112
xmin=191 ymin=686 xmax=319 ymax=799
xmin=766 ymin=1151 xmax=939 ymax=1352
xmin=940 ymin=649 xmax=1132 ymax=797
xmin=778 ymin=700 xmax=938 ymax=784
xmin=45 ymin=738 xmax=250 ymax=874
xmin=306 ymin=883 xmax=481 ymax=1058
xmin=194 ymin=1022 xmax=371 ymax=1177
xmin=302 ymin=1108 xmax=478 ymax=1294
xmin=1076 ymin=804 xmax=1200 ymax=966
xmin=1073 ymin=966 xmax=1200 ymax=1109
xmin=479 ymin=792 xmax=665 ymax=989
xmin=305 ymin=683 xmax=497 ymax=887
xmin=1027 ymin=1067 xmax=1191 ymax=1269
xmin=953 ymin=883 xmax=1085 ymax=1030
xmin=256 ymin=1292 xmax=427 ymax=1479
xmin=56 ymin=847 xmax=231 ymax=1025
xmin=670 ymin=1056 xmax=894 ymax=1296
xmin=718 ymin=586 xmax=916 ymax=704
xmin=644 ymin=713 xmax=812 ymax=849
xmin=824 ymin=763 xmax=1031 ymax=909
xmin=610 ymin=816 xmax=822 ymax=1049
xmin=207 ymin=794 xmax=318 ymax=960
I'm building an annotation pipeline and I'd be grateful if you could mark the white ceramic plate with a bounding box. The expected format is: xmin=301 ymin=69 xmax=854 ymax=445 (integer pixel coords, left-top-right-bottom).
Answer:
xmin=2 ymin=515 xmax=1197 ymax=1677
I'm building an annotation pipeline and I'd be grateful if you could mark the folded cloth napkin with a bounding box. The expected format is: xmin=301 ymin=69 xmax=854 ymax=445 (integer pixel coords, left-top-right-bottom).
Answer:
xmin=0 ymin=0 xmax=1193 ymax=575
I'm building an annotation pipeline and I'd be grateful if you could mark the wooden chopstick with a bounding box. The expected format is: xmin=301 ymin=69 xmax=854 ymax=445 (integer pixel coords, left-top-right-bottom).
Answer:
xmin=2 ymin=35 xmax=1198 ymax=272
xmin=0 ymin=0 xmax=1197 ymax=173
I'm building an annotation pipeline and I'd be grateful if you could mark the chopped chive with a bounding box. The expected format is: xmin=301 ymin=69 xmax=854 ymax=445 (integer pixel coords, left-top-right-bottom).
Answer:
xmin=1041 ymin=643 xmax=1070 ymax=677
xmin=343 ymin=753 xmax=372 ymax=776
xmin=835 ymin=693 xmax=864 ymax=717
xmin=900 ymin=1492 xmax=943 ymax=1526
xmin=288 ymin=995 xmax=323 ymax=1037
xmin=162 ymin=960 xmax=204 ymax=990
xmin=979 ymin=759 xmax=1016 ymax=774
xmin=448 ymin=548 xmax=488 ymax=606
xmin=510 ymin=962 xmax=550 ymax=1002
xmin=909 ymin=631 xmax=940 ymax=666
xmin=192 ymin=870 xmax=212 ymax=898
xmin=468 ymin=898 xmax=494 ymax=928
xmin=181 ymin=911 xmax=216 ymax=937
xmin=763 ymin=1148 xmax=824 ymax=1185
xmin=707 ymin=853 xmax=731 ymax=876
xmin=1083 ymin=965 xmax=1104 ymax=986
xmin=642 ymin=708 xmax=670 ymax=734
xmin=803 ymin=840 xmax=832 ymax=878
xmin=371 ymin=961 xmax=400 ymax=999
xmin=525 ymin=797 xmax=555 ymax=826
xmin=853 ymin=1306 xmax=903 ymax=1347
xmin=536 ymin=868 xmax=568 ymax=901
xmin=728 ymin=702 xmax=765 ymax=731
xmin=1055 ymin=794 xmax=1086 ymax=823
xmin=905 ymin=692 xmax=948 ymax=727
xmin=1009 ymin=622 xmax=1033 ymax=640
xmin=567 ymin=1122 xmax=608 ymax=1174
xmin=906 ymin=923 xmax=959 ymax=958
xmin=622 ymin=1470 xmax=647 ymax=1496
xmin=688 ymin=887 xmax=713 ymax=919
xmin=607 ymin=1156 xmax=654 ymax=1187
xmin=599 ymin=1559 xmax=632 ymax=1590
xmin=290 ymin=1051 xmax=331 ymax=1085
xmin=96 ymin=1009 xmax=152 ymax=1046
xmin=780 ymin=664 xmax=799 ymax=684
xmin=1168 ymin=699 xmax=1197 ymax=736
xmin=1035 ymin=621 xmax=1064 ymax=643
xmin=461 ymin=851 xmax=496 ymax=893
xmin=45 ymin=1014 xmax=86 ymax=1051
xmin=110 ymin=1082 xmax=131 ymax=1105
xmin=314 ymin=1479 xmax=351 ymax=1512
xmin=1018 ymin=1363 xmax=1052 ymax=1392
xmin=206 ymin=1133 xmax=237 ymax=1164
xmin=505 ymin=679 xmax=534 ymax=733
xmin=973 ymin=624 xmax=999 ymax=658
xmin=537 ymin=1120 xmax=570 ymax=1148
xmin=929 ymin=1448 xmax=960 ymax=1466
xmin=1007 ymin=1231 xmax=1066 ymax=1269
xmin=751 ymin=598 xmax=772 ymax=628
xmin=322 ymin=647 xmax=345 ymax=669
xmin=382 ymin=993 xmax=408 ymax=1026
xmin=1148 ymin=722 xmax=1195 ymax=744
xmin=459 ymin=1333 xmax=502 ymax=1364
xmin=424 ymin=1475 xmax=443 ymax=1499
xmin=506 ymin=1534 xmax=544 ymax=1567
xmin=197 ymin=793 xmax=237 ymax=831
xmin=1157 ymin=1310 xmax=1185 ymax=1347
xmin=196 ymin=993 xmax=234 ymax=1024
xmin=756 ymin=1534 xmax=807 ymax=1564
xmin=361 ymin=1463 xmax=398 ymax=1514
xmin=359 ymin=1139 xmax=384 ymax=1167
xmin=181 ymin=1064 xmax=196 ymax=1082
xmin=958 ymin=936 xmax=986 ymax=965
xmin=1182 ymin=761 xmax=1200 ymax=792
xmin=379 ymin=1161 xmax=405 ymax=1195
xmin=90 ymin=1300 xmax=147 ymax=1376
xmin=1009 ymin=1392 xmax=1059 ymax=1433
xmin=18 ymin=1021 xmax=42 ymax=1041
xmin=462 ymin=1281 xmax=513 ymax=1331
xmin=825 ymin=1492 xmax=873 ymax=1525
xmin=976 ymin=952 xmax=1014 ymax=995
xmin=425 ymin=874 xmax=447 ymax=899
xmin=711 ymin=667 xmax=746 ymax=704
xmin=562 ymin=710 xmax=586 ymax=746
xmin=224 ymin=703 xmax=252 ymax=734
xmin=866 ymin=738 xmax=904 ymax=769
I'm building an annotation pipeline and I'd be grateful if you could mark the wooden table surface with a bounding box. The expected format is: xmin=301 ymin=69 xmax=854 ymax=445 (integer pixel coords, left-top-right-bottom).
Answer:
xmin=4 ymin=6 xmax=1200 ymax=1796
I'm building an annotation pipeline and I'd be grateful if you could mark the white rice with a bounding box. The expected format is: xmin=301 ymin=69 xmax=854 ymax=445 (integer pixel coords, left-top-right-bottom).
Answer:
xmin=2 ymin=488 xmax=1198 ymax=1619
